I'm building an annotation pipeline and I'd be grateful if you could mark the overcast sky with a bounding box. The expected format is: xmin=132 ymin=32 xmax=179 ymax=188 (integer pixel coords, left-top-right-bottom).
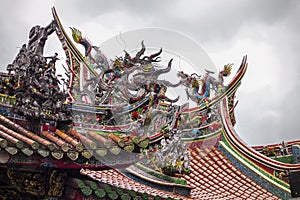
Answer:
xmin=0 ymin=0 xmax=299 ymax=145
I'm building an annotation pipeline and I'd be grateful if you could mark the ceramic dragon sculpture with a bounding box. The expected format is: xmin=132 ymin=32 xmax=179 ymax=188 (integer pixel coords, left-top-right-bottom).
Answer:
xmin=178 ymin=63 xmax=233 ymax=104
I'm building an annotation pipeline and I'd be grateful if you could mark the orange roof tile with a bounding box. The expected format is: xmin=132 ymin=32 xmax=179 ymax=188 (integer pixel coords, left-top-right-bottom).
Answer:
xmin=79 ymin=145 xmax=281 ymax=199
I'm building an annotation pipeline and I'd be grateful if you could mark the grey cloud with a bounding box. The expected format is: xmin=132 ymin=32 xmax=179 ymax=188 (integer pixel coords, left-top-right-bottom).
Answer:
xmin=236 ymin=83 xmax=300 ymax=145
xmin=172 ymin=0 xmax=298 ymax=45
xmin=54 ymin=0 xmax=300 ymax=47
xmin=56 ymin=0 xmax=173 ymax=19
xmin=0 ymin=5 xmax=28 ymax=70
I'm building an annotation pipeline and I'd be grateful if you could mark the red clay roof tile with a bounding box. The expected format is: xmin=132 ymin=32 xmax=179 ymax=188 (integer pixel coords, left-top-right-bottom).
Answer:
xmin=77 ymin=145 xmax=282 ymax=200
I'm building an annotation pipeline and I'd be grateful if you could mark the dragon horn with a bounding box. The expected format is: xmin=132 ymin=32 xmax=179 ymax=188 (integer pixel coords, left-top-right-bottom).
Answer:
xmin=134 ymin=40 xmax=146 ymax=59
xmin=190 ymin=73 xmax=201 ymax=78
xmin=205 ymin=69 xmax=215 ymax=74
xmin=123 ymin=50 xmax=130 ymax=57
xmin=149 ymin=48 xmax=162 ymax=59
xmin=168 ymin=58 xmax=173 ymax=68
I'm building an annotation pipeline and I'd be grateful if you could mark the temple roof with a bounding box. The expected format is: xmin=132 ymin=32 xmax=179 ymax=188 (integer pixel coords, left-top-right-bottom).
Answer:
xmin=1 ymin=8 xmax=300 ymax=199
xmin=80 ymin=168 xmax=186 ymax=199
xmin=0 ymin=114 xmax=143 ymax=168
xmin=185 ymin=146 xmax=280 ymax=199
xmin=80 ymin=145 xmax=280 ymax=199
